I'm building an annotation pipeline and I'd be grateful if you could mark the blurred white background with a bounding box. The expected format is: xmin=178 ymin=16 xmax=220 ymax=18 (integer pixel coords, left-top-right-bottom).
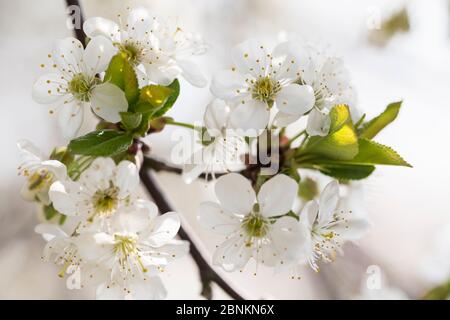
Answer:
xmin=1 ymin=0 xmax=449 ymax=299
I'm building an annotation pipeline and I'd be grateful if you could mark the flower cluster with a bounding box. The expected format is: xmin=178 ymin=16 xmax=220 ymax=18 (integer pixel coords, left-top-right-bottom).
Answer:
xmin=20 ymin=6 xmax=410 ymax=299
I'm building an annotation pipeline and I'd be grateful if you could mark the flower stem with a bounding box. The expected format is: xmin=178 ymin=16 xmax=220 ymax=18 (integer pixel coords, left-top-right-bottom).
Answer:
xmin=165 ymin=119 xmax=198 ymax=131
xmin=288 ymin=130 xmax=307 ymax=146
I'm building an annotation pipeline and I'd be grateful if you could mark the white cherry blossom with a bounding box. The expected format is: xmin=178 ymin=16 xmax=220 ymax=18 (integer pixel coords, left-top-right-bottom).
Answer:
xmin=83 ymin=7 xmax=208 ymax=87
xmin=17 ymin=139 xmax=67 ymax=205
xmin=300 ymin=180 xmax=370 ymax=271
xmin=198 ymin=173 xmax=310 ymax=272
xmin=49 ymin=157 xmax=139 ymax=225
xmin=76 ymin=201 xmax=188 ymax=299
xmin=32 ymin=36 xmax=127 ymax=138
xmin=211 ymin=39 xmax=315 ymax=135
xmin=182 ymin=99 xmax=246 ymax=183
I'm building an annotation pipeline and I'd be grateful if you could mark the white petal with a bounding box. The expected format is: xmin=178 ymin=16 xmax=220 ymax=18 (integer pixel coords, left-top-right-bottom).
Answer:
xmin=115 ymin=160 xmax=139 ymax=198
xmin=41 ymin=160 xmax=68 ymax=181
xmin=32 ymin=73 xmax=67 ymax=104
xmin=215 ymin=173 xmax=256 ymax=216
xmin=79 ymin=157 xmax=116 ymax=190
xmin=17 ymin=139 xmax=45 ymax=165
xmin=76 ymin=232 xmax=114 ymax=261
xmin=262 ymin=216 xmax=311 ymax=266
xmin=333 ymin=217 xmax=370 ymax=241
xmin=96 ymin=282 xmax=124 ymax=300
xmin=52 ymin=37 xmax=84 ymax=73
xmin=306 ymin=107 xmax=331 ymax=136
xmin=300 ymin=200 xmax=319 ymax=231
xmin=127 ymin=7 xmax=153 ymax=40
xmin=83 ymin=17 xmax=120 ymax=42
xmin=231 ymin=39 xmax=268 ymax=77
xmin=35 ymin=223 xmax=67 ymax=242
xmin=145 ymin=212 xmax=181 ymax=247
xmin=272 ymin=41 xmax=311 ymax=81
xmin=144 ymin=64 xmax=179 ymax=86
xmin=229 ymin=99 xmax=270 ymax=135
xmin=177 ymin=59 xmax=207 ymax=88
xmin=276 ymin=84 xmax=315 ymax=116
xmin=212 ymin=236 xmax=252 ymax=272
xmin=83 ymin=36 xmax=116 ymax=75
xmin=272 ymin=111 xmax=300 ymax=127
xmin=129 ymin=277 xmax=167 ymax=300
xmin=48 ymin=180 xmax=78 ymax=216
xmin=210 ymin=69 xmax=248 ymax=101
xmin=257 ymin=174 xmax=298 ymax=217
xmin=112 ymin=201 xmax=158 ymax=234
xmin=203 ymin=99 xmax=230 ymax=135
xmin=197 ymin=201 xmax=241 ymax=235
xmin=90 ymin=83 xmax=128 ymax=122
xmin=148 ymin=240 xmax=190 ymax=264
xmin=57 ymin=100 xmax=83 ymax=139
xmin=318 ymin=180 xmax=340 ymax=225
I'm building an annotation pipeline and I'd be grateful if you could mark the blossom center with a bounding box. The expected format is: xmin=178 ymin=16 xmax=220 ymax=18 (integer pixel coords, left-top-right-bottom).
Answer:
xmin=242 ymin=212 xmax=269 ymax=239
xmin=68 ymin=73 xmax=98 ymax=102
xmin=113 ymin=234 xmax=148 ymax=273
xmin=252 ymin=76 xmax=280 ymax=104
xmin=119 ymin=41 xmax=146 ymax=65
xmin=27 ymin=169 xmax=54 ymax=191
xmin=92 ymin=184 xmax=119 ymax=216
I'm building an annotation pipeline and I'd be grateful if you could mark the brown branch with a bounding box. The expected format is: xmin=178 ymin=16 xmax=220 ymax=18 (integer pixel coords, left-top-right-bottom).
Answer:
xmin=139 ymin=169 xmax=245 ymax=300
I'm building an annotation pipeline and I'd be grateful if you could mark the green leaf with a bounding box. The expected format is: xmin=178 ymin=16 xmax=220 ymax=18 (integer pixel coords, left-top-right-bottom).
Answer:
xmin=104 ymin=53 xmax=139 ymax=105
xmin=120 ymin=112 xmax=142 ymax=131
xmin=153 ymin=79 xmax=180 ymax=118
xmin=328 ymin=104 xmax=352 ymax=133
xmin=68 ymin=130 xmax=133 ymax=157
xmin=316 ymin=163 xmax=376 ymax=180
xmin=359 ymin=101 xmax=402 ymax=139
xmin=131 ymin=83 xmax=174 ymax=114
xmin=305 ymin=105 xmax=359 ymax=160
xmin=43 ymin=204 xmax=67 ymax=225
xmin=351 ymin=138 xmax=412 ymax=167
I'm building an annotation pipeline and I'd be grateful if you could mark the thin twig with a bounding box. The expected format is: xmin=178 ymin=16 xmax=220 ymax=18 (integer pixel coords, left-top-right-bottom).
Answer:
xmin=139 ymin=169 xmax=245 ymax=300
xmin=65 ymin=0 xmax=87 ymax=44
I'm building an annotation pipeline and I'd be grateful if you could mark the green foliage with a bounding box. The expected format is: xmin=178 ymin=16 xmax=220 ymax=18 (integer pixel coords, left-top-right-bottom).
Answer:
xmin=298 ymin=177 xmax=319 ymax=200
xmin=120 ymin=112 xmax=142 ymax=131
xmin=315 ymin=163 xmax=376 ymax=180
xmin=351 ymin=138 xmax=412 ymax=167
xmin=359 ymin=101 xmax=402 ymax=139
xmin=304 ymin=105 xmax=359 ymax=160
xmin=68 ymin=130 xmax=133 ymax=157
xmin=104 ymin=53 xmax=139 ymax=105
xmin=152 ymin=79 xmax=180 ymax=118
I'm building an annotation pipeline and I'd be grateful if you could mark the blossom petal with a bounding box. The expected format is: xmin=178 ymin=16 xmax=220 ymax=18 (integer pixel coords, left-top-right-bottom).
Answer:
xmin=276 ymin=84 xmax=315 ymax=116
xmin=90 ymin=82 xmax=128 ymax=122
xmin=229 ymin=99 xmax=270 ymax=135
xmin=79 ymin=157 xmax=116 ymax=191
xmin=272 ymin=111 xmax=300 ymax=127
xmin=333 ymin=217 xmax=370 ymax=241
xmin=129 ymin=277 xmax=167 ymax=300
xmin=52 ymin=37 xmax=84 ymax=74
xmin=257 ymin=174 xmax=298 ymax=217
xmin=145 ymin=212 xmax=181 ymax=247
xmin=197 ymin=201 xmax=241 ymax=235
xmin=203 ymin=99 xmax=230 ymax=135
xmin=231 ymin=39 xmax=268 ymax=77
xmin=57 ymin=100 xmax=83 ymax=139
xmin=115 ymin=160 xmax=139 ymax=198
xmin=144 ymin=64 xmax=179 ymax=86
xmin=306 ymin=107 xmax=331 ymax=136
xmin=212 ymin=236 xmax=252 ymax=272
xmin=177 ymin=59 xmax=207 ymax=87
xmin=48 ymin=180 xmax=79 ymax=216
xmin=215 ymin=173 xmax=256 ymax=216
xmin=76 ymin=232 xmax=114 ymax=261
xmin=35 ymin=223 xmax=67 ymax=242
xmin=318 ymin=180 xmax=340 ymax=225
xmin=210 ymin=69 xmax=248 ymax=101
xmin=112 ymin=201 xmax=158 ymax=234
xmin=300 ymin=200 xmax=319 ymax=231
xmin=32 ymin=73 xmax=67 ymax=104
xmin=83 ymin=36 xmax=116 ymax=75
xmin=83 ymin=17 xmax=120 ymax=42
